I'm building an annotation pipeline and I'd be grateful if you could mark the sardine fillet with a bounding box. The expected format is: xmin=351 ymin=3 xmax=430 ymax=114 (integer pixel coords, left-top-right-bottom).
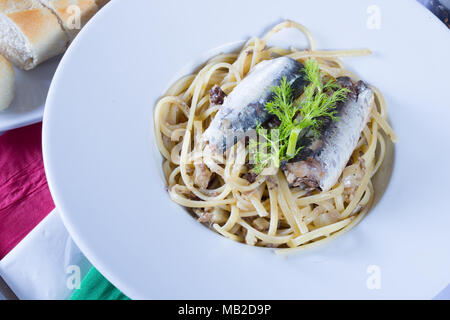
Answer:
xmin=202 ymin=57 xmax=306 ymax=153
xmin=283 ymin=78 xmax=374 ymax=191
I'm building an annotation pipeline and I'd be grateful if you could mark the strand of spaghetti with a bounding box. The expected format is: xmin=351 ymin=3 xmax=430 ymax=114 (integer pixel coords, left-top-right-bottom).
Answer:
xmin=276 ymin=228 xmax=294 ymax=235
xmin=372 ymin=110 xmax=397 ymax=142
xmin=158 ymin=109 xmax=189 ymax=139
xmin=296 ymin=183 xmax=344 ymax=206
xmin=362 ymin=120 xmax=378 ymax=163
xmin=315 ymin=57 xmax=351 ymax=79
xmin=206 ymin=55 xmax=239 ymax=74
xmin=239 ymin=211 xmax=259 ymax=217
xmin=165 ymin=74 xmax=195 ymax=96
xmin=334 ymin=194 xmax=345 ymax=212
xmin=267 ymin=181 xmax=279 ymax=236
xmin=159 ymin=124 xmax=184 ymax=145
xmin=250 ymin=197 xmax=269 ymax=217
xmin=355 ymin=131 xmax=368 ymax=150
xmin=180 ymin=66 xmax=211 ymax=101
xmin=275 ymin=173 xmax=306 ymax=235
xmin=361 ymin=126 xmax=372 ymax=153
xmin=291 ymin=188 xmax=310 ymax=198
xmin=274 ymin=183 xmax=375 ymax=253
xmin=169 ymin=189 xmax=236 ymax=208
xmin=242 ymin=37 xmax=257 ymax=49
xmin=237 ymin=219 xmax=292 ymax=244
xmin=164 ymin=120 xmax=187 ymax=132
xmin=195 ymin=106 xmax=220 ymax=121
xmin=320 ymin=57 xmax=345 ymax=69
xmin=229 ymin=223 xmax=241 ymax=235
xmin=168 ymin=166 xmax=181 ymax=185
xmin=223 ymin=157 xmax=248 ymax=193
xmin=192 ymin=121 xmax=204 ymax=157
xmin=182 ymin=55 xmax=239 ymax=100
xmin=187 ymin=83 xmax=202 ymax=130
xmin=372 ymin=132 xmax=386 ymax=177
xmin=162 ymin=160 xmax=172 ymax=182
xmin=231 ymin=143 xmax=247 ymax=177
xmin=195 ymin=148 xmax=226 ymax=166
xmin=250 ymin=38 xmax=263 ymax=70
xmin=299 ymin=206 xmax=315 ymax=225
xmin=219 ymin=81 xmax=238 ymax=94
xmin=245 ymin=229 xmax=258 ymax=246
xmin=275 ymin=205 xmax=367 ymax=254
xmin=208 ymin=52 xmax=239 ymax=64
xmin=154 ymin=98 xmax=179 ymax=160
xmin=203 ymin=156 xmax=225 ymax=176
xmin=341 ymin=159 xmax=374 ymax=218
xmin=235 ymin=193 xmax=254 ymax=211
xmin=178 ymin=129 xmax=197 ymax=187
xmin=201 ymin=62 xmax=242 ymax=97
xmin=318 ymin=200 xmax=334 ymax=211
xmin=178 ymin=70 xmax=204 ymax=189
xmin=170 ymin=180 xmax=232 ymax=201
xmin=277 ymin=171 xmax=309 ymax=234
xmin=170 ymin=141 xmax=183 ymax=165
xmin=334 ymin=68 xmax=360 ymax=81
xmin=163 ymin=96 xmax=190 ymax=117
xmin=276 ymin=185 xmax=300 ymax=236
xmin=370 ymin=86 xmax=387 ymax=118
xmin=194 ymin=185 xmax=233 ymax=201
xmin=213 ymin=224 xmax=242 ymax=242
xmin=183 ymin=152 xmax=234 ymax=200
xmin=358 ymin=183 xmax=372 ymax=207
xmin=169 ymin=128 xmax=186 ymax=142
xmin=267 ymin=47 xmax=292 ymax=56
xmin=263 ymin=20 xmax=317 ymax=50
xmin=208 ymin=60 xmax=241 ymax=81
xmin=195 ymin=96 xmax=210 ymax=116
xmin=288 ymin=217 xmax=353 ymax=247
xmin=221 ymin=205 xmax=240 ymax=232
xmin=315 ymin=63 xmax=342 ymax=79
xmin=171 ymin=184 xmax=225 ymax=196
xmin=167 ymin=101 xmax=177 ymax=127
xmin=304 ymin=206 xmax=324 ymax=225
xmin=231 ymin=45 xmax=251 ymax=79
xmin=287 ymin=49 xmax=371 ymax=61
xmin=224 ymin=176 xmax=265 ymax=192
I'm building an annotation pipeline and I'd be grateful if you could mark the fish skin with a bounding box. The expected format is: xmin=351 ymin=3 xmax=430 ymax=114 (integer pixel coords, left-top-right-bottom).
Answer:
xmin=202 ymin=57 xmax=306 ymax=153
xmin=283 ymin=77 xmax=374 ymax=191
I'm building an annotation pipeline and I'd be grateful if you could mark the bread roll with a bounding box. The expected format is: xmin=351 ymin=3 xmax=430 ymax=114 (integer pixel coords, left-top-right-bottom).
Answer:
xmin=39 ymin=0 xmax=100 ymax=40
xmin=0 ymin=0 xmax=69 ymax=70
xmin=0 ymin=53 xmax=14 ymax=111
xmin=95 ymin=0 xmax=109 ymax=8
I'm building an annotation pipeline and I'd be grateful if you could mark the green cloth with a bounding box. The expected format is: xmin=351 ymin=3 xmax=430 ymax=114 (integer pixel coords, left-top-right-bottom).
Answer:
xmin=70 ymin=268 xmax=130 ymax=300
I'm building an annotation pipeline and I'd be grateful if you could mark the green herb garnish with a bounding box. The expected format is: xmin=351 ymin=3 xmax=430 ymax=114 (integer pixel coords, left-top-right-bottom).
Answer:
xmin=249 ymin=59 xmax=349 ymax=174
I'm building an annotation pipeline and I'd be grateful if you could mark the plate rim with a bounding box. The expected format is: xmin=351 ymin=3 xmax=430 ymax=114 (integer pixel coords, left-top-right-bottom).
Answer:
xmin=43 ymin=0 xmax=450 ymax=299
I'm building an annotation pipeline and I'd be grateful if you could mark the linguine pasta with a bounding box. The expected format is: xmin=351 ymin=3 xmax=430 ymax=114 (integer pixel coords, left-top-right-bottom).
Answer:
xmin=154 ymin=20 xmax=396 ymax=252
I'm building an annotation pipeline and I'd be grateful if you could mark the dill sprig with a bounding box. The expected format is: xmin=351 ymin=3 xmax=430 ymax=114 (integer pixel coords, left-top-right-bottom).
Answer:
xmin=249 ymin=58 xmax=349 ymax=174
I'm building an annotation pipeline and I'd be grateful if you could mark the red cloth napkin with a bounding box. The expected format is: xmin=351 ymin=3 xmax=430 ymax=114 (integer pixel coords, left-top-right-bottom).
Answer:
xmin=0 ymin=123 xmax=54 ymax=259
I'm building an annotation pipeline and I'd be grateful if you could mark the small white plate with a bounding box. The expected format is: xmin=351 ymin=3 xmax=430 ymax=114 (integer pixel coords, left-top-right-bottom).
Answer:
xmin=43 ymin=0 xmax=450 ymax=299
xmin=0 ymin=56 xmax=60 ymax=132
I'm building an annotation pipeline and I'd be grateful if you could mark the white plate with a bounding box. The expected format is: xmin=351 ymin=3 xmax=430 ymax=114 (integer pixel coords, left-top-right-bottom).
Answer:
xmin=0 ymin=56 xmax=60 ymax=132
xmin=43 ymin=0 xmax=450 ymax=299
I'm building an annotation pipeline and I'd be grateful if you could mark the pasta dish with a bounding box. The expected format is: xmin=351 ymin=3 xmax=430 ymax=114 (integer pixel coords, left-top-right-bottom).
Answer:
xmin=154 ymin=20 xmax=396 ymax=251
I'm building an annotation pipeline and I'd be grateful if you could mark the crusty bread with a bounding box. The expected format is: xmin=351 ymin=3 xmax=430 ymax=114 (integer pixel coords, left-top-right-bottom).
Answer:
xmin=0 ymin=0 xmax=69 ymax=70
xmin=0 ymin=53 xmax=14 ymax=110
xmin=95 ymin=0 xmax=109 ymax=9
xmin=39 ymin=0 xmax=100 ymax=40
